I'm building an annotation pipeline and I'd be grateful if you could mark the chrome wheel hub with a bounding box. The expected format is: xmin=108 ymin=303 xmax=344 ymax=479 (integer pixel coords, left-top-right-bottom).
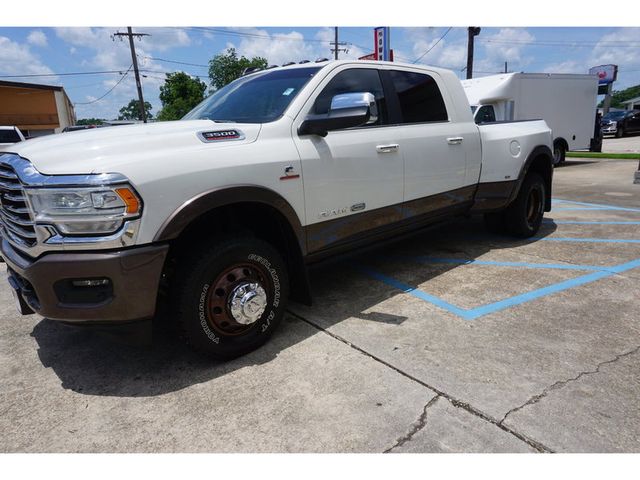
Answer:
xmin=227 ymin=282 xmax=267 ymax=325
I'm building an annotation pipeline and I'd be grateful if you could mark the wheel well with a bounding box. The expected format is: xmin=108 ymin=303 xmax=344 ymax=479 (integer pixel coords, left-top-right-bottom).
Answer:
xmin=526 ymin=154 xmax=553 ymax=211
xmin=165 ymin=202 xmax=311 ymax=305
xmin=553 ymin=137 xmax=568 ymax=152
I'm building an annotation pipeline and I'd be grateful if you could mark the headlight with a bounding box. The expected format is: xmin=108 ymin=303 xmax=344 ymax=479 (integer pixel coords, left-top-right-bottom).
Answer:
xmin=24 ymin=185 xmax=141 ymax=235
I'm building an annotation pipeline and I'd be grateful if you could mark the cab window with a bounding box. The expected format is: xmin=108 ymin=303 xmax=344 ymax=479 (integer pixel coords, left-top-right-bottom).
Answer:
xmin=388 ymin=70 xmax=448 ymax=123
xmin=475 ymin=105 xmax=496 ymax=124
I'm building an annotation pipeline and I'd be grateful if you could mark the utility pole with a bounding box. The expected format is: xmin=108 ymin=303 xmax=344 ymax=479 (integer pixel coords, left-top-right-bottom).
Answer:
xmin=466 ymin=27 xmax=481 ymax=79
xmin=113 ymin=27 xmax=150 ymax=123
xmin=330 ymin=27 xmax=348 ymax=60
xmin=504 ymin=61 xmax=508 ymax=73
xmin=602 ymin=83 xmax=613 ymax=115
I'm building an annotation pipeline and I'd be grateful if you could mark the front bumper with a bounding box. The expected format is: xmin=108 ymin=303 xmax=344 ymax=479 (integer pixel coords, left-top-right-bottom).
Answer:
xmin=601 ymin=124 xmax=617 ymax=134
xmin=1 ymin=238 xmax=168 ymax=324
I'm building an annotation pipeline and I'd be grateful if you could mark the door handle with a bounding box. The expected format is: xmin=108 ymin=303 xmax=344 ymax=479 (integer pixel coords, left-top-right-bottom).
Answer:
xmin=447 ymin=137 xmax=464 ymax=145
xmin=376 ymin=144 xmax=399 ymax=153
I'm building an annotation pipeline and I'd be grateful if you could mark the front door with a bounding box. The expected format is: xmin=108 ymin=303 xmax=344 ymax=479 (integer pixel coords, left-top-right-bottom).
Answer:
xmin=292 ymin=66 xmax=404 ymax=253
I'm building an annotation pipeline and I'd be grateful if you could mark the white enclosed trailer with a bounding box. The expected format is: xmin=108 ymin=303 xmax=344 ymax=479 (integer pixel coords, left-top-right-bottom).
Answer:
xmin=462 ymin=73 xmax=599 ymax=164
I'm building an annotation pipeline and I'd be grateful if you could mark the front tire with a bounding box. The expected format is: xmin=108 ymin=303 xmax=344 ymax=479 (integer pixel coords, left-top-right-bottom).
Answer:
xmin=173 ymin=236 xmax=289 ymax=359
xmin=615 ymin=126 xmax=624 ymax=138
xmin=503 ymin=172 xmax=546 ymax=238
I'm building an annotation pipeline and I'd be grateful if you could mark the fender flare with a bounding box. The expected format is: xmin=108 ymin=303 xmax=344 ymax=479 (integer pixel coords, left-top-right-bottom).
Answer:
xmin=153 ymin=185 xmax=306 ymax=255
xmin=509 ymin=144 xmax=554 ymax=210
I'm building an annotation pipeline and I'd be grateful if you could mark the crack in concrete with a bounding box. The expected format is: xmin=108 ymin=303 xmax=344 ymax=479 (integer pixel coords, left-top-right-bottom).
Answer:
xmin=287 ymin=310 xmax=554 ymax=453
xmin=384 ymin=395 xmax=440 ymax=453
xmin=500 ymin=344 xmax=640 ymax=425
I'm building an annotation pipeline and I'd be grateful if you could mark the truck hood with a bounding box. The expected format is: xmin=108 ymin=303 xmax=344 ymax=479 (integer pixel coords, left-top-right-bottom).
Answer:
xmin=2 ymin=120 xmax=262 ymax=175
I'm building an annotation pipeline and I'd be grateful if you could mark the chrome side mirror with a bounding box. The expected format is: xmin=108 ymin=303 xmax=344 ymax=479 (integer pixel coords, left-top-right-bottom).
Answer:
xmin=330 ymin=92 xmax=378 ymax=124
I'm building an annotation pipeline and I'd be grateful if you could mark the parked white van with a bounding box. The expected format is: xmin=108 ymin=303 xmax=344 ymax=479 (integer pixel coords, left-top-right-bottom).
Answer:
xmin=462 ymin=73 xmax=600 ymax=164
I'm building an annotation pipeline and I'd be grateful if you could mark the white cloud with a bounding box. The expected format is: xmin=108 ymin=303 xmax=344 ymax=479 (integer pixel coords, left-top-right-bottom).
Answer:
xmin=220 ymin=27 xmax=365 ymax=66
xmin=144 ymin=28 xmax=191 ymax=52
xmin=588 ymin=27 xmax=640 ymax=89
xmin=0 ymin=36 xmax=56 ymax=79
xmin=481 ymin=28 xmax=535 ymax=62
xmin=225 ymin=28 xmax=319 ymax=65
xmin=314 ymin=27 xmax=366 ymax=61
xmin=27 ymin=30 xmax=47 ymax=47
xmin=542 ymin=60 xmax=583 ymax=74
xmin=54 ymin=27 xmax=185 ymax=119
xmin=400 ymin=27 xmax=466 ymax=68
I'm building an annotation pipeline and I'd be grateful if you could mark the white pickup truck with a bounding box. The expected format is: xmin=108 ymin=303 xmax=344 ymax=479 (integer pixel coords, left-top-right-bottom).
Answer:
xmin=0 ymin=60 xmax=553 ymax=359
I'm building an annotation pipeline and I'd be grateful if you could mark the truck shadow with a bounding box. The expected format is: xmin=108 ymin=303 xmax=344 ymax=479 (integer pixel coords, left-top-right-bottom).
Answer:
xmin=31 ymin=215 xmax=557 ymax=398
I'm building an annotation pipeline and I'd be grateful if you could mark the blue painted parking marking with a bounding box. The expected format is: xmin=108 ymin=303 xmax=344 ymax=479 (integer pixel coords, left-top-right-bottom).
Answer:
xmin=544 ymin=220 xmax=640 ymax=225
xmin=408 ymin=256 xmax=605 ymax=272
xmin=358 ymin=197 xmax=640 ymax=321
xmin=552 ymin=199 xmax=640 ymax=213
xmin=359 ymin=258 xmax=640 ymax=321
xmin=533 ymin=237 xmax=640 ymax=244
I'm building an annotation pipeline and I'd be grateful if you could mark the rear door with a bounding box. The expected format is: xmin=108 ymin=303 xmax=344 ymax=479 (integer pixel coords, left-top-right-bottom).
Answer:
xmin=384 ymin=68 xmax=478 ymax=219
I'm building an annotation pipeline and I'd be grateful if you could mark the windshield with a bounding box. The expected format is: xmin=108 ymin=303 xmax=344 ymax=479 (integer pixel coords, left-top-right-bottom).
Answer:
xmin=183 ymin=67 xmax=322 ymax=123
xmin=603 ymin=111 xmax=626 ymax=120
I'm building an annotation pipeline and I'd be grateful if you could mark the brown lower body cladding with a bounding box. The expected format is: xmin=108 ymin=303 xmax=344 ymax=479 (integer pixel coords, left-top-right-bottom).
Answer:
xmin=304 ymin=182 xmax=516 ymax=259
xmin=1 ymin=238 xmax=168 ymax=324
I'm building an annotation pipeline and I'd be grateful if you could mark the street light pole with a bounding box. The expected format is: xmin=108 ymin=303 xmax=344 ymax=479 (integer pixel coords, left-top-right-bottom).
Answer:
xmin=466 ymin=27 xmax=481 ymax=79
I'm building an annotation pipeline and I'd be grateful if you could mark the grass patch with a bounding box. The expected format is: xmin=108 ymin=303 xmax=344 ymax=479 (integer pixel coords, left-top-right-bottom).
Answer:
xmin=566 ymin=152 xmax=640 ymax=160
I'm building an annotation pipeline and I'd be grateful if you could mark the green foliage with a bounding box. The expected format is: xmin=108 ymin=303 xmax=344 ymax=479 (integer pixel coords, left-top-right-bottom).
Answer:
xmin=598 ymin=84 xmax=640 ymax=108
xmin=208 ymin=48 xmax=268 ymax=90
xmin=118 ymin=99 xmax=153 ymax=121
xmin=156 ymin=72 xmax=208 ymax=121
xmin=76 ymin=118 xmax=105 ymax=126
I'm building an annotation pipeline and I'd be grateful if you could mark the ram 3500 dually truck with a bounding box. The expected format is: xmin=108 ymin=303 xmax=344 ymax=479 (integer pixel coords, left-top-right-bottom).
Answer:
xmin=0 ymin=60 xmax=553 ymax=359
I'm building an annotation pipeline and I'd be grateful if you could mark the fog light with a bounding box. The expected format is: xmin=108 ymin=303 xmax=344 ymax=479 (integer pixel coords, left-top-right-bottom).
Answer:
xmin=71 ymin=278 xmax=111 ymax=287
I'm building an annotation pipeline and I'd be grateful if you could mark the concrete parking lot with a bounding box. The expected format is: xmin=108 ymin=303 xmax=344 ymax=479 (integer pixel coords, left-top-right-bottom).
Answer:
xmin=1 ymin=157 xmax=639 ymax=453
xmin=603 ymin=133 xmax=640 ymax=153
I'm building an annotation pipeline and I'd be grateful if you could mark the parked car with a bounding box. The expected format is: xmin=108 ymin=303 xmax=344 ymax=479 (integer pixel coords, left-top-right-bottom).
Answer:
xmin=462 ymin=73 xmax=600 ymax=165
xmin=601 ymin=110 xmax=640 ymax=138
xmin=0 ymin=60 xmax=553 ymax=359
xmin=0 ymin=126 xmax=26 ymax=148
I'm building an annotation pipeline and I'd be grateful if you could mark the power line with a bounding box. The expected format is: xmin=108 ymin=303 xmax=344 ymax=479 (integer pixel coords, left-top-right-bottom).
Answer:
xmin=184 ymin=26 xmax=329 ymax=44
xmin=74 ymin=65 xmax=132 ymax=105
xmin=479 ymin=39 xmax=640 ymax=48
xmin=140 ymin=69 xmax=209 ymax=79
xmin=412 ymin=27 xmax=452 ymax=64
xmin=0 ymin=69 xmax=129 ymax=79
xmin=139 ymin=55 xmax=209 ymax=68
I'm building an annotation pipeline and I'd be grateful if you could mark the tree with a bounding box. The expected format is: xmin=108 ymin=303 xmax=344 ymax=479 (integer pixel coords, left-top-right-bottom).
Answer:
xmin=598 ymin=84 xmax=640 ymax=109
xmin=156 ymin=72 xmax=208 ymax=121
xmin=76 ymin=118 xmax=105 ymax=126
xmin=118 ymin=99 xmax=153 ymax=121
xmin=208 ymin=47 xmax=268 ymax=90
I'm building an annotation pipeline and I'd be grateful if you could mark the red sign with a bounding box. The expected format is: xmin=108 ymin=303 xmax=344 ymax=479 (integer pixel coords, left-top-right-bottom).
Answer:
xmin=359 ymin=53 xmax=376 ymax=60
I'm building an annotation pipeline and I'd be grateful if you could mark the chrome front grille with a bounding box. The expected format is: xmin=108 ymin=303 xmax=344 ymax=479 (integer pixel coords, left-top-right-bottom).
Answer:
xmin=0 ymin=162 xmax=37 ymax=247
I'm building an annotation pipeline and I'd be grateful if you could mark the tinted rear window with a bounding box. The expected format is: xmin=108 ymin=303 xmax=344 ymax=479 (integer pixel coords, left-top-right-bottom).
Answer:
xmin=0 ymin=129 xmax=21 ymax=143
xmin=389 ymin=70 xmax=448 ymax=123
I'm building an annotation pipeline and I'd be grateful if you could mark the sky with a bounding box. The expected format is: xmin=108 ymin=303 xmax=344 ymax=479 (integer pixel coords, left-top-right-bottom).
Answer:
xmin=1 ymin=26 xmax=639 ymax=121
